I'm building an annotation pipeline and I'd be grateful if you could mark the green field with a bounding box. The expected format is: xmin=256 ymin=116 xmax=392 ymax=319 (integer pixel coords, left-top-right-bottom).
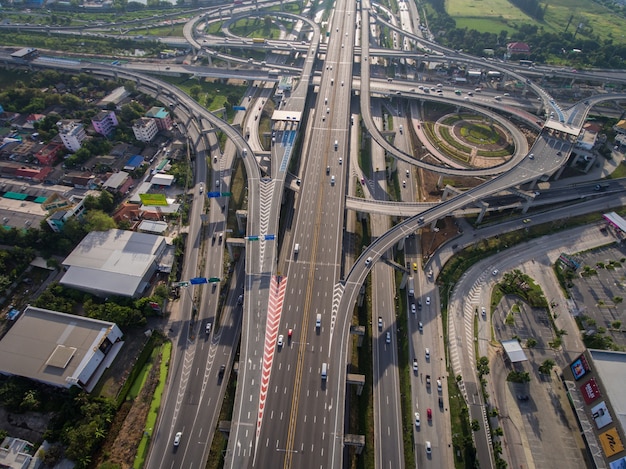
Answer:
xmin=447 ymin=0 xmax=626 ymax=44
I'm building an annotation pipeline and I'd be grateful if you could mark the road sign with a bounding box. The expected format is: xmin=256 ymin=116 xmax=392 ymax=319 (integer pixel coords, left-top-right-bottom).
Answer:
xmin=207 ymin=191 xmax=221 ymax=198
xmin=264 ymin=234 xmax=275 ymax=240
xmin=208 ymin=277 xmax=220 ymax=283
xmin=220 ymin=192 xmax=232 ymax=197
xmin=190 ymin=277 xmax=208 ymax=285
xmin=233 ymin=105 xmax=246 ymax=111
xmin=246 ymin=236 xmax=259 ymax=241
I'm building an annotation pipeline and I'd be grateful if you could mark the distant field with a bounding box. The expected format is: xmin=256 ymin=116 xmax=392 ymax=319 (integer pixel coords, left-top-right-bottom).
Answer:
xmin=447 ymin=0 xmax=626 ymax=44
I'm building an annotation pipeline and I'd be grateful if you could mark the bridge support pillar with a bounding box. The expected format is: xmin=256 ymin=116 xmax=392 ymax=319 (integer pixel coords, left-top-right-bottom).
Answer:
xmin=349 ymin=326 xmax=365 ymax=348
xmin=236 ymin=210 xmax=247 ymax=235
xmin=553 ymin=164 xmax=566 ymax=180
xmin=346 ymin=374 xmax=365 ymax=396
xmin=344 ymin=434 xmax=366 ymax=453
xmin=437 ymin=174 xmax=444 ymax=190
xmin=397 ymin=236 xmax=405 ymax=251
xmin=476 ymin=206 xmax=488 ymax=224
xmin=357 ymin=284 xmax=365 ymax=307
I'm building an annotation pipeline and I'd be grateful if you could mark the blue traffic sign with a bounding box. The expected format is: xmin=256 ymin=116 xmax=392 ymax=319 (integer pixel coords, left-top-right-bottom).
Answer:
xmin=233 ymin=105 xmax=246 ymax=111
xmin=207 ymin=191 xmax=221 ymax=198
xmin=264 ymin=234 xmax=275 ymax=240
xmin=190 ymin=277 xmax=208 ymax=285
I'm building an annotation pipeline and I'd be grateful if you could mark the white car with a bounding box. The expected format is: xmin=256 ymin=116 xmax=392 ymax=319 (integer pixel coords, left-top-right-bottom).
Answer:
xmin=277 ymin=335 xmax=284 ymax=348
xmin=425 ymin=348 xmax=430 ymax=359
xmin=378 ymin=316 xmax=383 ymax=330
xmin=418 ymin=321 xmax=423 ymax=332
xmin=492 ymin=269 xmax=499 ymax=276
xmin=415 ymin=412 xmax=420 ymax=427
xmin=206 ymin=322 xmax=212 ymax=335
xmin=413 ymin=359 xmax=418 ymax=373
xmin=426 ymin=440 xmax=432 ymax=455
xmin=386 ymin=332 xmax=391 ymax=344
xmin=426 ymin=296 xmax=431 ymax=305
xmin=437 ymin=379 xmax=442 ymax=392
xmin=411 ymin=303 xmax=416 ymax=314
xmin=481 ymin=307 xmax=486 ymax=317
xmin=173 ymin=431 xmax=182 ymax=446
xmin=365 ymin=257 xmax=372 ymax=266
xmin=199 ymin=183 xmax=203 ymax=194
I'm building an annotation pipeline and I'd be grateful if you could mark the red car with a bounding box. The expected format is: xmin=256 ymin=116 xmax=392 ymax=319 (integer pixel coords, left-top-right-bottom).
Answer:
xmin=288 ymin=328 xmax=293 ymax=339
xmin=427 ymin=408 xmax=432 ymax=421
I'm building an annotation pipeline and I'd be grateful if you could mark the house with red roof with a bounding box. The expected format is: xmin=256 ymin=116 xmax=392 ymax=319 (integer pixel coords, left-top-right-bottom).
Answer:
xmin=507 ymin=42 xmax=531 ymax=55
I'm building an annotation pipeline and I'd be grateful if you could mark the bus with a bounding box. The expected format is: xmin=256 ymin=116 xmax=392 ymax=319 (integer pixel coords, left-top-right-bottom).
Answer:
xmin=252 ymin=38 xmax=267 ymax=44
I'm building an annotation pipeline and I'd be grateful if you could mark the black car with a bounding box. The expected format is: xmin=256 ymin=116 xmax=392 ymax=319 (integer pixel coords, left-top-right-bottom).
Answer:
xmin=218 ymin=365 xmax=225 ymax=379
xmin=517 ymin=394 xmax=529 ymax=401
xmin=439 ymin=397 xmax=444 ymax=408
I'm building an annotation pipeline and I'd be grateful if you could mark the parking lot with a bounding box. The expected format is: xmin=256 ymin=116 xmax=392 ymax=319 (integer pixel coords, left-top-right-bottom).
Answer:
xmin=568 ymin=243 xmax=626 ymax=349
xmin=492 ymin=295 xmax=588 ymax=469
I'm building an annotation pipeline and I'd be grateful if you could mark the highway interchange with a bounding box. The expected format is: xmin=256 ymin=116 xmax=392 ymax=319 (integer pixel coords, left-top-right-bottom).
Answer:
xmin=5 ymin=1 xmax=626 ymax=468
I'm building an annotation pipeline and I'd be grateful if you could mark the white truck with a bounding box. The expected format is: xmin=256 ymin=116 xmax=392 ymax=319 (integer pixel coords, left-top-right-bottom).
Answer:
xmin=408 ymin=276 xmax=415 ymax=297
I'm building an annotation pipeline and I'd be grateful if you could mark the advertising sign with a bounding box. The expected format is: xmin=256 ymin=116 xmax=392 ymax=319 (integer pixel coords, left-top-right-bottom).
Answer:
xmin=600 ymin=427 xmax=624 ymax=458
xmin=609 ymin=455 xmax=626 ymax=469
xmin=592 ymin=401 xmax=613 ymax=429
xmin=139 ymin=193 xmax=168 ymax=206
xmin=580 ymin=378 xmax=601 ymax=404
xmin=570 ymin=354 xmax=591 ymax=380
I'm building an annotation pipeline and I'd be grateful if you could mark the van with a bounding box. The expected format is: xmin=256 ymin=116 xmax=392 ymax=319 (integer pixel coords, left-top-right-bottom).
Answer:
xmin=294 ymin=243 xmax=300 ymax=255
xmin=321 ymin=363 xmax=328 ymax=380
xmin=316 ymin=314 xmax=321 ymax=329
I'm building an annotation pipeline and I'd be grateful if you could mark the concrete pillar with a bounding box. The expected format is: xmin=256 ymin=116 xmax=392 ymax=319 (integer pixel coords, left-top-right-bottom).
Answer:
xmin=236 ymin=210 xmax=247 ymax=234
xmin=437 ymin=174 xmax=444 ymax=189
xmin=397 ymin=236 xmax=405 ymax=251
xmin=476 ymin=206 xmax=487 ymax=224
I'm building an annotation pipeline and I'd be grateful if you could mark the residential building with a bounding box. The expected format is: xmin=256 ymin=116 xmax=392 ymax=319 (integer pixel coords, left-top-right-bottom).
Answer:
xmin=91 ymin=110 xmax=119 ymax=137
xmin=57 ymin=120 xmax=86 ymax=152
xmin=45 ymin=194 xmax=88 ymax=232
xmin=132 ymin=117 xmax=159 ymax=142
xmin=146 ymin=106 xmax=173 ymax=131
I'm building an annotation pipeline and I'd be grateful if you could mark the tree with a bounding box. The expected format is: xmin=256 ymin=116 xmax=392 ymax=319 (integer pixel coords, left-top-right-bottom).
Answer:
xmin=526 ymin=337 xmax=538 ymax=348
xmin=84 ymin=210 xmax=117 ymax=232
xmin=471 ymin=419 xmax=480 ymax=431
xmin=477 ymin=356 xmax=490 ymax=377
xmin=538 ymin=359 xmax=556 ymax=375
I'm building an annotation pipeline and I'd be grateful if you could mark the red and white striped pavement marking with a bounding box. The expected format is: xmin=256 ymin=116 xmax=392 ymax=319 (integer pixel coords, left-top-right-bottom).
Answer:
xmin=256 ymin=275 xmax=287 ymax=438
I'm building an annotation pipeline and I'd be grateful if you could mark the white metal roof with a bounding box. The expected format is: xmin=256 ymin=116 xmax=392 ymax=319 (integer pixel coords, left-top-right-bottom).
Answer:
xmin=0 ymin=306 xmax=119 ymax=388
xmin=61 ymin=229 xmax=166 ymax=297
xmin=501 ymin=339 xmax=528 ymax=363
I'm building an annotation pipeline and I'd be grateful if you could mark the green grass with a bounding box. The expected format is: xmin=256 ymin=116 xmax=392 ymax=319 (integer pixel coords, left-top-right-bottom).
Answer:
xmin=127 ymin=346 xmax=159 ymax=400
xmin=448 ymin=0 xmax=626 ymax=44
xmin=133 ymin=341 xmax=172 ymax=469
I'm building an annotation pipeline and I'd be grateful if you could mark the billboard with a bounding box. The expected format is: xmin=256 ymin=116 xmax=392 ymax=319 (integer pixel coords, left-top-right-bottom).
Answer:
xmin=600 ymin=427 xmax=624 ymax=458
xmin=609 ymin=456 xmax=626 ymax=469
xmin=580 ymin=378 xmax=601 ymax=404
xmin=139 ymin=193 xmax=169 ymax=206
xmin=592 ymin=401 xmax=613 ymax=429
xmin=570 ymin=354 xmax=591 ymax=380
